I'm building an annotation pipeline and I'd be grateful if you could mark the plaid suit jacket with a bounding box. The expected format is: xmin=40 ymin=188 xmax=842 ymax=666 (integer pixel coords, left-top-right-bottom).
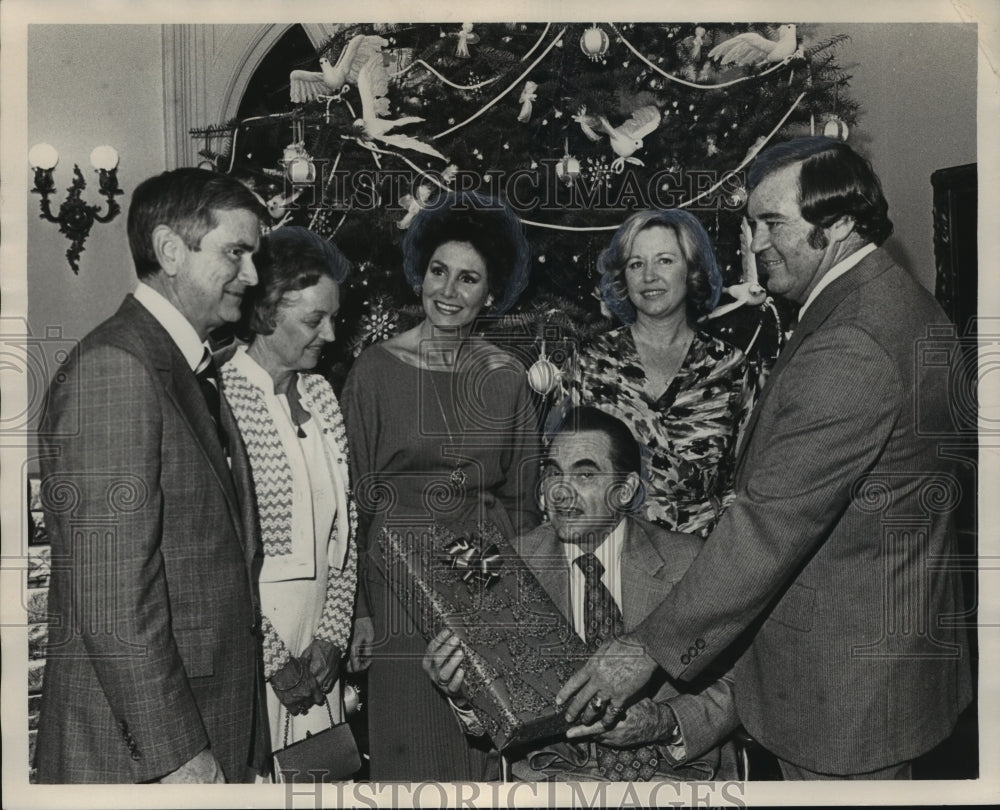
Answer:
xmin=633 ymin=248 xmax=973 ymax=774
xmin=35 ymin=295 xmax=268 ymax=783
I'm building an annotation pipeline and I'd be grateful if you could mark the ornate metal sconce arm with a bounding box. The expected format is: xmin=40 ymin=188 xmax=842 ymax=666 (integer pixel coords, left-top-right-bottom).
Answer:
xmin=31 ymin=164 xmax=124 ymax=275
xmin=94 ymin=168 xmax=124 ymax=223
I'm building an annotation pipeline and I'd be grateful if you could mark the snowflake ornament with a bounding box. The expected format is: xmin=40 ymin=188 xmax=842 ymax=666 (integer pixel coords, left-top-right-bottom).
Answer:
xmin=353 ymin=297 xmax=400 ymax=356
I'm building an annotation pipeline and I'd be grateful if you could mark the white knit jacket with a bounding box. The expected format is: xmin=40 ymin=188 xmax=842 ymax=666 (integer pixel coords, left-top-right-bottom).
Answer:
xmin=222 ymin=352 xmax=358 ymax=678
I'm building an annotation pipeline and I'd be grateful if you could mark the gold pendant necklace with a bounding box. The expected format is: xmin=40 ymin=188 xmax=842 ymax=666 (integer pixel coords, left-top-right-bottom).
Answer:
xmin=427 ymin=369 xmax=467 ymax=491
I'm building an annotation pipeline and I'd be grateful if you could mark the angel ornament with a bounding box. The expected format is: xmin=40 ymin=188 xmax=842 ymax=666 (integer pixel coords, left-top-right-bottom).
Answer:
xmin=517 ymin=81 xmax=538 ymax=123
xmin=289 ymin=34 xmax=389 ymax=104
xmin=397 ymin=184 xmax=432 ymax=229
xmin=573 ymin=104 xmax=662 ymax=173
xmin=676 ymin=24 xmax=708 ymax=77
xmin=455 ymin=23 xmax=479 ymax=58
xmin=688 ymin=26 xmax=707 ymax=61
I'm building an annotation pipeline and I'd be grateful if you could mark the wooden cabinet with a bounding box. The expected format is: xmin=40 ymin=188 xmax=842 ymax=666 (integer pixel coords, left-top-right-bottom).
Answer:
xmin=932 ymin=163 xmax=977 ymax=337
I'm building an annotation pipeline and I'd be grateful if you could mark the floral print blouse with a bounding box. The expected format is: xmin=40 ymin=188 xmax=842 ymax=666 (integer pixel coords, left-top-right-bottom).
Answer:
xmin=554 ymin=326 xmax=755 ymax=538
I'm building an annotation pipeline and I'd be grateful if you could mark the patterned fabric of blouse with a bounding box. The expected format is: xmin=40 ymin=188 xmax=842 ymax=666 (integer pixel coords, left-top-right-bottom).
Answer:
xmin=556 ymin=327 xmax=755 ymax=538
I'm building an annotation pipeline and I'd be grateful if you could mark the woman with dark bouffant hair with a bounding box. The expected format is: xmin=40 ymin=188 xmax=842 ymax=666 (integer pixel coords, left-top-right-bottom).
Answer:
xmin=340 ymin=191 xmax=540 ymax=781
xmin=553 ymin=208 xmax=755 ymax=538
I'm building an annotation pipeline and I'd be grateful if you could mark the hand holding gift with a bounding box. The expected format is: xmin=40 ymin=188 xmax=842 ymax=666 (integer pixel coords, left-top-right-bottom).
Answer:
xmin=565 ymin=697 xmax=679 ymax=748
xmin=556 ymin=634 xmax=658 ymax=726
xmin=381 ymin=522 xmax=590 ymax=749
xmin=423 ymin=629 xmax=470 ymax=707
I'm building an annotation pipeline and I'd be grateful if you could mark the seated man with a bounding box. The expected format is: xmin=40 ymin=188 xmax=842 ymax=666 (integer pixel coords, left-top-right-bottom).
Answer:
xmin=423 ymin=406 xmax=740 ymax=781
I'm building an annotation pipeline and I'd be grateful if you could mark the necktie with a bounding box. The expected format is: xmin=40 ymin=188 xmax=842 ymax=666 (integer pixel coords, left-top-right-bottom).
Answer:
xmin=782 ymin=309 xmax=800 ymax=344
xmin=575 ymin=552 xmax=660 ymax=781
xmin=575 ymin=552 xmax=622 ymax=651
xmin=195 ymin=349 xmax=229 ymax=455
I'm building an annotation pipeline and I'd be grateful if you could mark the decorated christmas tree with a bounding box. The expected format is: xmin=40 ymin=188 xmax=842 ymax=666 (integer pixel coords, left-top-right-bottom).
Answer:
xmin=192 ymin=21 xmax=856 ymax=393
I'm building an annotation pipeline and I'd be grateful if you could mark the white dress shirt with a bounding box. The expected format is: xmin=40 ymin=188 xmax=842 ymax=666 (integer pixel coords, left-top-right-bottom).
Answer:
xmin=562 ymin=520 xmax=627 ymax=641
xmin=798 ymin=242 xmax=876 ymax=319
xmin=133 ymin=282 xmax=207 ymax=371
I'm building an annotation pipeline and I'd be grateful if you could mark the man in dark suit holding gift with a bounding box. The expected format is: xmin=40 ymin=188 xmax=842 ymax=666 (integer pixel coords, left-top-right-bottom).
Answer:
xmin=424 ymin=407 xmax=740 ymax=781
xmin=556 ymin=137 xmax=973 ymax=779
xmin=35 ymin=169 xmax=271 ymax=783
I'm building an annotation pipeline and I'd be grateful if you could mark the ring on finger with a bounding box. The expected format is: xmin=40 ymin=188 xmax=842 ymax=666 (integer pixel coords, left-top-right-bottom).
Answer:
xmin=605 ymin=703 xmax=623 ymax=719
xmin=590 ymin=694 xmax=607 ymax=711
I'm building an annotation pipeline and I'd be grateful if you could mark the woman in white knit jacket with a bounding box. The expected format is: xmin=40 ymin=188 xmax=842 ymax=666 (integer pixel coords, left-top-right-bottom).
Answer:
xmin=221 ymin=226 xmax=365 ymax=762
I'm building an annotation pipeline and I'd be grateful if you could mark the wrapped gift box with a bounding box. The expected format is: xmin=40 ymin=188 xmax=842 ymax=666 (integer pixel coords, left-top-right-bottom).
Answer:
xmin=379 ymin=522 xmax=589 ymax=750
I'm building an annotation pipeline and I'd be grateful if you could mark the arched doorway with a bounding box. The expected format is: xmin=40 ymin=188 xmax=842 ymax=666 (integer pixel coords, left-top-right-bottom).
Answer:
xmin=164 ymin=22 xmax=342 ymax=167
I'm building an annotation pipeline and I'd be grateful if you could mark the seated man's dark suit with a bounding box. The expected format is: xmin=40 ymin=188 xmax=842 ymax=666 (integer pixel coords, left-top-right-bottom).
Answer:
xmin=511 ymin=516 xmax=739 ymax=781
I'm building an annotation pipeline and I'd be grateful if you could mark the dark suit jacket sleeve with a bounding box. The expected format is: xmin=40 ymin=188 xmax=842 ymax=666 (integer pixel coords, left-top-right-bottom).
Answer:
xmin=646 ymin=530 xmax=739 ymax=763
xmin=633 ymin=323 xmax=901 ymax=680
xmin=48 ymin=344 xmax=209 ymax=779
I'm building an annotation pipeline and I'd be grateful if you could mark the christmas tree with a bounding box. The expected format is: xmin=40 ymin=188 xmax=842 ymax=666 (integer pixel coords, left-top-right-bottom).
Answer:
xmin=192 ymin=21 xmax=856 ymax=392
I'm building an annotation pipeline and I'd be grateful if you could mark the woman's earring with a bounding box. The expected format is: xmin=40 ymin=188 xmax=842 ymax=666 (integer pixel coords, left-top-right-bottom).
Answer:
xmin=486 ymin=294 xmax=495 ymax=307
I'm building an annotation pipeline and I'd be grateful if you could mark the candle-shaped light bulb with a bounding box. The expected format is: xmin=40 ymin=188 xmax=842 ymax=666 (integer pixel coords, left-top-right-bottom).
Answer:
xmin=90 ymin=145 xmax=119 ymax=171
xmin=28 ymin=143 xmax=59 ymax=170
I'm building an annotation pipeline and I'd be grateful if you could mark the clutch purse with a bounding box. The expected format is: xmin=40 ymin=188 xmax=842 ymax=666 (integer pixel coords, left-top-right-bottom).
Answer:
xmin=272 ymin=698 xmax=361 ymax=783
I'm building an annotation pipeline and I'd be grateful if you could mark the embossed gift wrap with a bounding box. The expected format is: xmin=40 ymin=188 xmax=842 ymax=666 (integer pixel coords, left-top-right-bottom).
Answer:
xmin=378 ymin=523 xmax=589 ymax=749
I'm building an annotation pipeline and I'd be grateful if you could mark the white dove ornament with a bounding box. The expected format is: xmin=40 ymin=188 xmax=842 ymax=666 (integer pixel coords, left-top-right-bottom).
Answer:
xmin=573 ymin=105 xmax=662 ymax=172
xmin=705 ymin=217 xmax=768 ymax=320
xmin=354 ymin=55 xmax=447 ymax=161
xmin=240 ymin=185 xmax=304 ymax=232
xmin=289 ymin=34 xmax=389 ymax=104
xmin=600 ymin=106 xmax=662 ymax=172
xmin=709 ymin=24 xmax=798 ymax=67
xmin=265 ymin=188 xmax=306 ymax=227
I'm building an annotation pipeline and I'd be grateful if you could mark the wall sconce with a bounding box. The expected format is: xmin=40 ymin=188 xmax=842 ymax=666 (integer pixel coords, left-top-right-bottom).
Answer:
xmin=28 ymin=143 xmax=124 ymax=274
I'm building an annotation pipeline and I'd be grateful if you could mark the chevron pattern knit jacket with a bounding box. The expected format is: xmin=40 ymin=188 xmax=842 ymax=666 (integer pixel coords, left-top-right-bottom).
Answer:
xmin=222 ymin=362 xmax=358 ymax=678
